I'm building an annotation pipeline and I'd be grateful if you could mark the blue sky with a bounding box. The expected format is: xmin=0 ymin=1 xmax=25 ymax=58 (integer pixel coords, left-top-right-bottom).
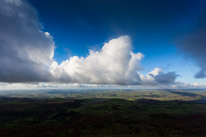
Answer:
xmin=0 ymin=0 xmax=206 ymax=89
xmin=29 ymin=0 xmax=206 ymax=84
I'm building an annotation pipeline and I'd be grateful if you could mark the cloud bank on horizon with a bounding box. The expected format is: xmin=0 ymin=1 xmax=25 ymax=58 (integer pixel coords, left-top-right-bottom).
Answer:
xmin=0 ymin=0 xmax=205 ymax=89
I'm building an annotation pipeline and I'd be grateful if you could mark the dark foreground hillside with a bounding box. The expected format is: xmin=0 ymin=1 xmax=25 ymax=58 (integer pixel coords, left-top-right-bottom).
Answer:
xmin=1 ymin=94 xmax=206 ymax=137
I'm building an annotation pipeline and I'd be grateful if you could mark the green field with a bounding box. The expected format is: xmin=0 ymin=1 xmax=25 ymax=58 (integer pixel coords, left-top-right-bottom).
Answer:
xmin=0 ymin=89 xmax=206 ymax=137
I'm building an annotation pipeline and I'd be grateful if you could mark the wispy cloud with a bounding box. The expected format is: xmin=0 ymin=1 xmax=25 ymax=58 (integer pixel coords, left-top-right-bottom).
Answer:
xmin=177 ymin=17 xmax=206 ymax=78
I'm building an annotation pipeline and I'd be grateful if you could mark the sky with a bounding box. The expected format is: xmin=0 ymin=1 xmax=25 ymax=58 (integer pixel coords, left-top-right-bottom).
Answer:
xmin=0 ymin=0 xmax=206 ymax=89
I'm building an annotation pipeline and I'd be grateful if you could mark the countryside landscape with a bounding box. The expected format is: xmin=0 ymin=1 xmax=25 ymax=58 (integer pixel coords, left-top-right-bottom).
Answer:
xmin=1 ymin=89 xmax=206 ymax=137
xmin=1 ymin=0 xmax=206 ymax=136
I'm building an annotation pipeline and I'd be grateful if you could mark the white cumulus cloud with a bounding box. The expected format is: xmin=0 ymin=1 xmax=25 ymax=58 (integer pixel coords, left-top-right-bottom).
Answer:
xmin=50 ymin=36 xmax=144 ymax=84
xmin=50 ymin=36 xmax=178 ymax=85
xmin=140 ymin=68 xmax=178 ymax=85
